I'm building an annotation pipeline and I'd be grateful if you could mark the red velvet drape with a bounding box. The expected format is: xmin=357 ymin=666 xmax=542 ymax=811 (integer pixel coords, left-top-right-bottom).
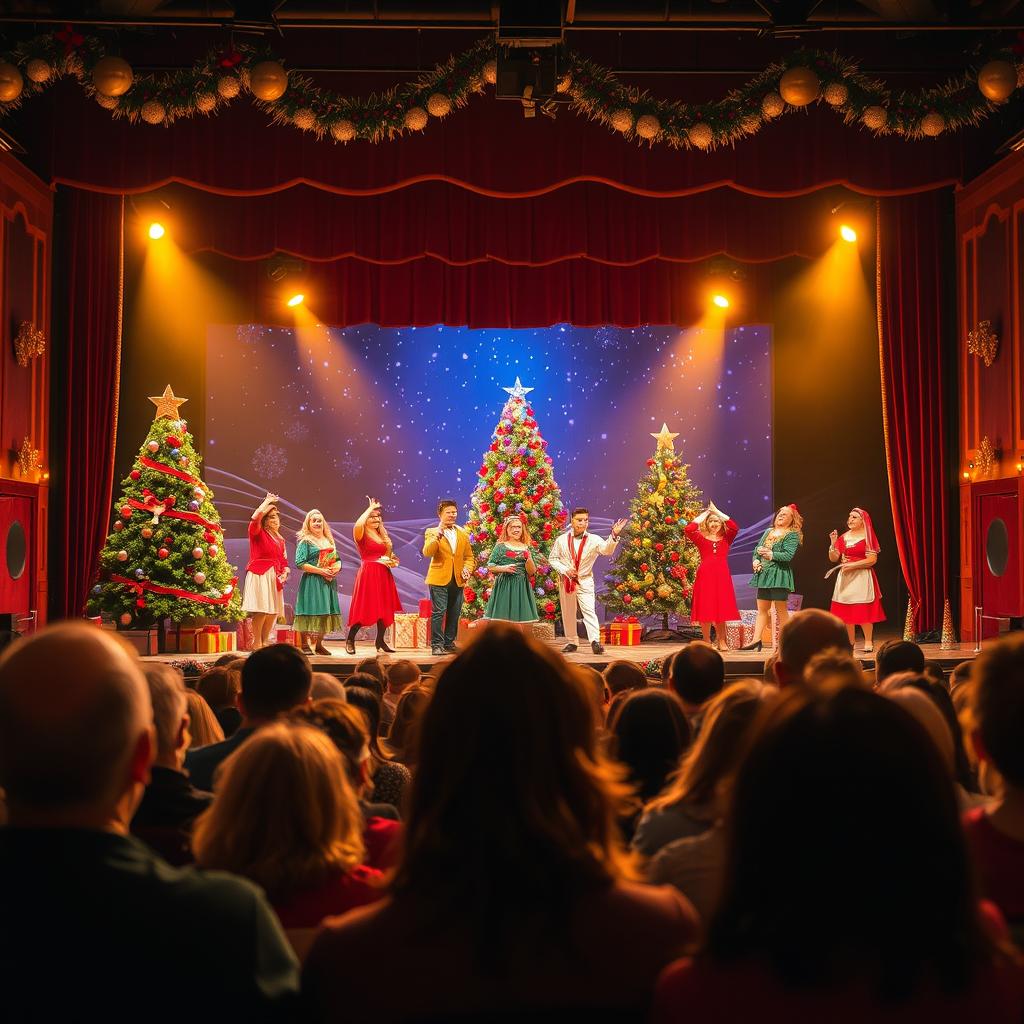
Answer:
xmin=58 ymin=191 xmax=124 ymax=619
xmin=876 ymin=191 xmax=952 ymax=634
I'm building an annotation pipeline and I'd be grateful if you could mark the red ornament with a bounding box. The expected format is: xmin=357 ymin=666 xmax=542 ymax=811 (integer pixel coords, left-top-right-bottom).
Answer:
xmin=665 ymin=516 xmax=674 ymax=525
xmin=645 ymin=590 xmax=655 ymax=600
xmin=640 ymin=563 xmax=649 ymax=572
xmin=478 ymin=466 xmax=488 ymax=476
xmin=136 ymin=598 xmax=146 ymax=609
xmin=655 ymin=543 xmax=664 ymax=552
xmin=623 ymin=594 xmax=632 ymax=604
xmin=527 ymin=457 xmax=537 ymax=467
xmin=158 ymin=547 xmax=170 ymax=559
xmin=113 ymin=521 xmax=124 ymax=532
xmin=544 ymin=601 xmax=555 ymax=614
xmin=646 ymin=458 xmax=656 ymax=467
xmin=130 ymin=470 xmax=141 ymax=481
xmin=120 ymin=506 xmax=132 ymax=518
xmin=670 ymin=551 xmax=680 ymax=562
xmin=163 ymin=536 xmax=172 ymax=544
xmin=481 ymin=502 xmax=490 ymax=513
xmin=166 ymin=436 xmax=181 ymax=449
xmin=464 ymin=587 xmax=475 ymax=602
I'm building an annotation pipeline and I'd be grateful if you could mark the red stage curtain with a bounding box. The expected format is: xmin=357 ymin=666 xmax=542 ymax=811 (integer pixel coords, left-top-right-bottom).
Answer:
xmin=876 ymin=191 xmax=952 ymax=634
xmin=57 ymin=191 xmax=125 ymax=619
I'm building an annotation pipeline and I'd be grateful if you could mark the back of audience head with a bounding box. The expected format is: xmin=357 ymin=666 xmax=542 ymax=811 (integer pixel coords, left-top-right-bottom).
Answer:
xmin=310 ymin=672 xmax=347 ymax=701
xmin=289 ymin=698 xmax=371 ymax=794
xmin=922 ymin=659 xmax=946 ymax=688
xmin=346 ymin=670 xmax=383 ymax=700
xmin=193 ymin=722 xmax=364 ymax=899
xmin=803 ymin=647 xmax=867 ymax=691
xmin=647 ymin=678 xmax=775 ymax=817
xmin=387 ymin=685 xmax=432 ymax=767
xmin=575 ymin=665 xmax=608 ymax=728
xmin=707 ymin=681 xmax=993 ymax=999
xmin=970 ymin=633 xmax=1024 ymax=792
xmin=391 ymin=625 xmax=636 ymax=938
xmin=0 ymin=623 xmax=153 ymax=827
xmin=659 ymin=652 xmax=675 ymax=688
xmin=762 ymin=651 xmax=779 ymax=685
xmin=185 ymin=689 xmax=225 ymax=749
xmin=240 ymin=643 xmax=312 ymax=721
xmin=602 ymin=660 xmax=648 ymax=697
xmin=196 ymin=665 xmax=241 ymax=712
xmin=387 ymin=659 xmax=421 ymax=694
xmin=775 ymin=609 xmax=850 ymax=687
xmin=354 ymin=656 xmax=386 ymax=685
xmin=142 ymin=664 xmax=189 ymax=767
xmin=607 ymin=688 xmax=690 ymax=803
xmin=345 ymin=686 xmax=389 ymax=763
xmin=669 ymin=642 xmax=725 ymax=710
xmin=213 ymin=653 xmax=244 ymax=669
xmin=875 ymin=639 xmax=925 ymax=684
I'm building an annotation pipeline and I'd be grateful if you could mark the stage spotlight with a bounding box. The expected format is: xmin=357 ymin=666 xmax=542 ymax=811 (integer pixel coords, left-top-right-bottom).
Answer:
xmin=712 ymin=293 xmax=730 ymax=309
xmin=840 ymin=224 xmax=857 ymax=243
xmin=148 ymin=222 xmax=166 ymax=240
xmin=286 ymin=292 xmax=305 ymax=308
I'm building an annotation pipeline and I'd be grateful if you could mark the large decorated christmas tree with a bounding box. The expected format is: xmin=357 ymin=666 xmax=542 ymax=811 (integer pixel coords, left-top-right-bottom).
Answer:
xmin=601 ymin=424 xmax=703 ymax=625
xmin=462 ymin=378 xmax=568 ymax=621
xmin=87 ymin=386 xmax=243 ymax=626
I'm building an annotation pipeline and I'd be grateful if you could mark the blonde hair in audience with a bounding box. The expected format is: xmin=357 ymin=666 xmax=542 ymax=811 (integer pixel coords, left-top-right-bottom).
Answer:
xmin=185 ymin=689 xmax=224 ymax=748
xmin=803 ymin=647 xmax=867 ymax=691
xmin=192 ymin=722 xmax=365 ymax=897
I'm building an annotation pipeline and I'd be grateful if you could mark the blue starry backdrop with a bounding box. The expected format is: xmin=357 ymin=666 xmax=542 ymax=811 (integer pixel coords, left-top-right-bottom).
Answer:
xmin=206 ymin=323 xmax=773 ymax=617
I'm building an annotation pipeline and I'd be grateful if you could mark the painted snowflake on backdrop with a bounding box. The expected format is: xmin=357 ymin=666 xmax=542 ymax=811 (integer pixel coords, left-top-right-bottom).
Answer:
xmin=251 ymin=443 xmax=288 ymax=479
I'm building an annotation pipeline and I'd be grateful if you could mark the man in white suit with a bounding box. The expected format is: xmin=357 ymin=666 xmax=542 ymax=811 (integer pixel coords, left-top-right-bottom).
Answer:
xmin=548 ymin=508 xmax=627 ymax=655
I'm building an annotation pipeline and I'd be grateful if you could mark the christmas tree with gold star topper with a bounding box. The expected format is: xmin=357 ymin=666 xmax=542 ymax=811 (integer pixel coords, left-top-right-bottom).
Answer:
xmin=86 ymin=385 xmax=243 ymax=626
xmin=461 ymin=378 xmax=568 ymax=622
xmin=600 ymin=423 xmax=703 ymax=626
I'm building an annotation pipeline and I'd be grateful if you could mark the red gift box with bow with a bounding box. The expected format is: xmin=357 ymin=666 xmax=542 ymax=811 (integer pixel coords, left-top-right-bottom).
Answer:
xmin=609 ymin=615 xmax=642 ymax=646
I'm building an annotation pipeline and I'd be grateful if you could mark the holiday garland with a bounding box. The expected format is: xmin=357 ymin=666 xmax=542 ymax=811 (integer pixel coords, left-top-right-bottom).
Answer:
xmin=0 ymin=27 xmax=1021 ymax=147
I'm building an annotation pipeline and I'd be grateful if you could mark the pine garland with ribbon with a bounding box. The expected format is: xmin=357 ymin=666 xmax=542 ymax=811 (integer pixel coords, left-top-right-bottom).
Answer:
xmin=0 ymin=27 xmax=1021 ymax=148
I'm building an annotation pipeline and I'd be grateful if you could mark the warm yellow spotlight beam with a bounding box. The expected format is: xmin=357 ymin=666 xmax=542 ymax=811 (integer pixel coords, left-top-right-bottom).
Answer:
xmin=839 ymin=224 xmax=857 ymax=243
xmin=286 ymin=292 xmax=305 ymax=307
xmin=148 ymin=222 xmax=166 ymax=240
xmin=712 ymin=293 xmax=730 ymax=309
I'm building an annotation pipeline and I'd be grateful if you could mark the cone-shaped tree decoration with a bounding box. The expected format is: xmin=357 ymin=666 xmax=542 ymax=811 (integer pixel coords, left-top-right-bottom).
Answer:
xmin=87 ymin=386 xmax=243 ymax=626
xmin=940 ymin=597 xmax=956 ymax=649
xmin=601 ymin=424 xmax=703 ymax=621
xmin=903 ymin=597 xmax=918 ymax=641
xmin=462 ymin=378 xmax=568 ymax=621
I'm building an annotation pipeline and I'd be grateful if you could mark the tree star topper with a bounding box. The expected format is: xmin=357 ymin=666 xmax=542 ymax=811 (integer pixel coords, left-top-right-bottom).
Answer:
xmin=651 ymin=423 xmax=680 ymax=452
xmin=149 ymin=385 xmax=189 ymax=420
xmin=502 ymin=376 xmax=534 ymax=401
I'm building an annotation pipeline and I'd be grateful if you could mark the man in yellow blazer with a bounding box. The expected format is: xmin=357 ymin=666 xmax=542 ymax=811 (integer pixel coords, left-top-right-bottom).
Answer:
xmin=422 ymin=499 xmax=475 ymax=656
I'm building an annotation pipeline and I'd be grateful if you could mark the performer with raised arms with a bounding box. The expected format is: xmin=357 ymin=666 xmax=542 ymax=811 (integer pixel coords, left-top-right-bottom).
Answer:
xmin=549 ymin=508 xmax=627 ymax=655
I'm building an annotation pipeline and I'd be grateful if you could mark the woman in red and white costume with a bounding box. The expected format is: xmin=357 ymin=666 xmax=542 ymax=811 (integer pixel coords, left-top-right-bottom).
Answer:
xmin=828 ymin=507 xmax=885 ymax=652
xmin=242 ymin=492 xmax=289 ymax=650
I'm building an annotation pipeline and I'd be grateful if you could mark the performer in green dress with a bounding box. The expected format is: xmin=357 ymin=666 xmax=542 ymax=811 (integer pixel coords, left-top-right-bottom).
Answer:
xmin=294 ymin=508 xmax=343 ymax=656
xmin=742 ymin=503 xmax=803 ymax=653
xmin=484 ymin=515 xmax=539 ymax=627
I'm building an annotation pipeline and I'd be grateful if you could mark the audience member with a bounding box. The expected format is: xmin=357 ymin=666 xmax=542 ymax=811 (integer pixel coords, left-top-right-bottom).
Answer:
xmin=875 ymin=638 xmax=926 ymax=685
xmin=384 ymin=684 xmax=432 ymax=769
xmin=637 ymin=679 xmax=774 ymax=861
xmin=382 ymin=659 xmax=421 ymax=733
xmin=0 ymin=623 xmax=299 ymax=1016
xmin=132 ymin=665 xmax=213 ymax=865
xmin=213 ymin=652 xmax=245 ymax=668
xmin=184 ymin=688 xmax=225 ymax=748
xmin=289 ymin=698 xmax=403 ymax=870
xmin=608 ymin=689 xmax=690 ymax=838
xmin=576 ymin=665 xmax=609 ymax=729
xmin=303 ymin=626 xmax=698 ymax=1021
xmin=762 ymin=650 xmax=779 ymax=684
xmin=354 ymin=656 xmax=387 ymax=688
xmin=653 ymin=681 xmax=1024 ymax=1023
xmin=773 ymin=609 xmax=850 ymax=687
xmin=310 ymin=672 xmax=347 ymax=701
xmin=668 ymin=642 xmax=725 ymax=728
xmin=345 ymin=685 xmax=412 ymax=807
xmin=964 ymin=634 xmax=1024 ymax=941
xmin=803 ymin=647 xmax=867 ymax=691
xmin=659 ymin=651 xmax=675 ymax=689
xmin=193 ymin=722 xmax=383 ymax=931
xmin=923 ymin=659 xmax=947 ymax=688
xmin=196 ymin=665 xmax=242 ymax=737
xmin=346 ymin=669 xmax=383 ymax=699
xmin=185 ymin=643 xmax=311 ymax=791
xmin=603 ymin=659 xmax=648 ymax=697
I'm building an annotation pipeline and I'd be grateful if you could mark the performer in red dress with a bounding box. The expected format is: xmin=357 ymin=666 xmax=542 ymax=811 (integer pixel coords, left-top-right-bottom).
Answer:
xmin=241 ymin=492 xmax=289 ymax=651
xmin=685 ymin=502 xmax=740 ymax=652
xmin=345 ymin=497 xmax=403 ymax=656
xmin=828 ymin=506 xmax=885 ymax=652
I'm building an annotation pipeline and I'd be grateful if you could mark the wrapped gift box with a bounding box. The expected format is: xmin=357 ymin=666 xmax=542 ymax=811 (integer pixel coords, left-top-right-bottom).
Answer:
xmin=419 ymin=599 xmax=433 ymax=618
xmin=725 ymin=620 xmax=756 ymax=649
xmin=196 ymin=626 xmax=221 ymax=654
xmin=393 ymin=612 xmax=422 ymax=650
xmin=531 ymin=621 xmax=555 ymax=642
xmin=415 ymin=616 xmax=432 ymax=649
xmin=609 ymin=620 xmax=642 ymax=646
xmin=120 ymin=628 xmax=157 ymax=657
xmin=600 ymin=624 xmax=612 ymax=644
xmin=174 ymin=626 xmax=204 ymax=654
xmin=217 ymin=631 xmax=237 ymax=653
xmin=276 ymin=627 xmax=296 ymax=646
xmin=237 ymin=617 xmax=255 ymax=652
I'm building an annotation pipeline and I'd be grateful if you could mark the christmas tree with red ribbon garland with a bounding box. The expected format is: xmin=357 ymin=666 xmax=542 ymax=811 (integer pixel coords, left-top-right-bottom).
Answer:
xmin=462 ymin=378 xmax=568 ymax=621
xmin=86 ymin=386 xmax=243 ymax=626
xmin=600 ymin=424 xmax=703 ymax=624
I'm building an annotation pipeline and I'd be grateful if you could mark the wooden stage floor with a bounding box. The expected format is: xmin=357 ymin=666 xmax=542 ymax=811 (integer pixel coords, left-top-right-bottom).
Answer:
xmin=143 ymin=640 xmax=979 ymax=680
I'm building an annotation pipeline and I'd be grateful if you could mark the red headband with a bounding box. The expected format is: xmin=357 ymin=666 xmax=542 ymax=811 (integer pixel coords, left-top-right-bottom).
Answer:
xmin=788 ymin=503 xmax=800 ymax=514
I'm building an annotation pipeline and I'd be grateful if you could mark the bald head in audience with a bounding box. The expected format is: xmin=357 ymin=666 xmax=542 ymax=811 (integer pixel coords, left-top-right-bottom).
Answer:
xmin=775 ymin=609 xmax=851 ymax=687
xmin=0 ymin=623 xmax=154 ymax=830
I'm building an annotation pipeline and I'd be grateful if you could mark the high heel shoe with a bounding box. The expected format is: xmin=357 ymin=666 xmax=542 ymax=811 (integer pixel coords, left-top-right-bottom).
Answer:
xmin=739 ymin=639 xmax=763 ymax=652
xmin=376 ymin=639 xmax=395 ymax=654
xmin=344 ymin=640 xmax=357 ymax=656
xmin=315 ymin=642 xmax=332 ymax=656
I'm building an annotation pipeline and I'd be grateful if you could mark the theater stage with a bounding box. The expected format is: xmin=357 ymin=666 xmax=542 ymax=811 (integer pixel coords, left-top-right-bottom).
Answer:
xmin=143 ymin=641 xmax=979 ymax=682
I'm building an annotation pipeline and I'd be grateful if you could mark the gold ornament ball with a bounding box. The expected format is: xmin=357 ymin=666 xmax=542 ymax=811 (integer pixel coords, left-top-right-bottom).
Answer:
xmin=119 ymin=612 xmax=133 ymax=626
xmin=249 ymin=60 xmax=288 ymax=102
xmin=195 ymin=91 xmax=216 ymax=113
xmin=293 ymin=108 xmax=317 ymax=131
xmin=482 ymin=59 xmax=498 ymax=85
xmin=95 ymin=93 xmax=119 ymax=110
xmin=779 ymin=66 xmax=820 ymax=107
xmin=140 ymin=100 xmax=166 ymax=125
xmin=920 ymin=111 xmax=946 ymax=137
xmin=556 ymin=74 xmax=572 ymax=94
xmin=330 ymin=118 xmax=356 ymax=142
xmin=25 ymin=58 xmax=52 ymax=84
xmin=688 ymin=122 xmax=714 ymax=150
xmin=91 ymin=56 xmax=133 ymax=98
xmin=404 ymin=106 xmax=428 ymax=131
xmin=977 ymin=60 xmax=1017 ymax=103
xmin=740 ymin=114 xmax=761 ymax=134
xmin=0 ymin=62 xmax=24 ymax=103
xmin=610 ymin=108 xmax=634 ymax=133
xmin=217 ymin=75 xmax=241 ymax=99
xmin=636 ymin=114 xmax=661 ymax=140
xmin=426 ymin=92 xmax=452 ymax=118
xmin=761 ymin=92 xmax=784 ymax=119
xmin=823 ymin=81 xmax=848 ymax=106
xmin=862 ymin=105 xmax=888 ymax=130
xmin=657 ymin=584 xmax=672 ymax=599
